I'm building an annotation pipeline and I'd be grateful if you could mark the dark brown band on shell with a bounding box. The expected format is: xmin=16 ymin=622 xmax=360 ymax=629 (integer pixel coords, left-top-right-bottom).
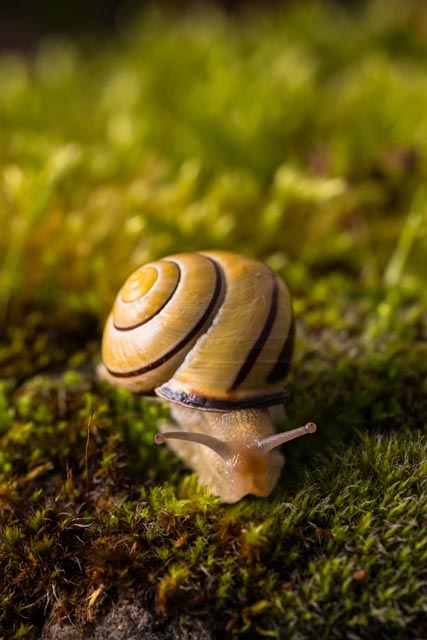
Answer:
xmin=229 ymin=275 xmax=278 ymax=392
xmin=106 ymin=257 xmax=224 ymax=379
xmin=156 ymin=385 xmax=287 ymax=411
xmin=266 ymin=314 xmax=295 ymax=383
xmin=113 ymin=261 xmax=181 ymax=331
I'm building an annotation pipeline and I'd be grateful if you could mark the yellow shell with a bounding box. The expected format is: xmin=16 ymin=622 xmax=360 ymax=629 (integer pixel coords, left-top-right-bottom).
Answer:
xmin=102 ymin=251 xmax=294 ymax=410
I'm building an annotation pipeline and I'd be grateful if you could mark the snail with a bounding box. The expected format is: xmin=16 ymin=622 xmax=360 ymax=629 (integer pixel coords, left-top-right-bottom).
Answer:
xmin=101 ymin=251 xmax=316 ymax=503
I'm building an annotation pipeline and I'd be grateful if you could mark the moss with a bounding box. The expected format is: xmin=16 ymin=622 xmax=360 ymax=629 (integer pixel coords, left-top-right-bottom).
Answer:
xmin=1 ymin=0 xmax=427 ymax=638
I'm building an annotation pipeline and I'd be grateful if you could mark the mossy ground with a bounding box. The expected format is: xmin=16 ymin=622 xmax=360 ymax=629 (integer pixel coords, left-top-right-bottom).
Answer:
xmin=1 ymin=1 xmax=427 ymax=638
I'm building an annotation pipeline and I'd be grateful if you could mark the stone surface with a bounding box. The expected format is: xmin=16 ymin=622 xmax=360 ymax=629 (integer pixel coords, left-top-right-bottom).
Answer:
xmin=42 ymin=594 xmax=215 ymax=640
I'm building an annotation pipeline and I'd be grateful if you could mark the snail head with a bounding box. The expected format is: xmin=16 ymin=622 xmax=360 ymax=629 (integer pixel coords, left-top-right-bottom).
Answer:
xmin=155 ymin=407 xmax=317 ymax=503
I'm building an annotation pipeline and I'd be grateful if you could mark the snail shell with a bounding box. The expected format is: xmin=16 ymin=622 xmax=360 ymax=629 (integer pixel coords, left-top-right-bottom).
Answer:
xmin=102 ymin=251 xmax=294 ymax=405
xmin=101 ymin=251 xmax=316 ymax=503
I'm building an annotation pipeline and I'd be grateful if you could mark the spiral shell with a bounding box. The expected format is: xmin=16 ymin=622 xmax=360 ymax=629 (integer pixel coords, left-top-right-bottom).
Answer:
xmin=102 ymin=251 xmax=294 ymax=410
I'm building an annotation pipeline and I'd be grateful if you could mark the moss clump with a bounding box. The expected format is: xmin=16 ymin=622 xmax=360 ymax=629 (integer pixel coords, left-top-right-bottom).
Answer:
xmin=2 ymin=372 xmax=427 ymax=638
xmin=1 ymin=0 xmax=427 ymax=637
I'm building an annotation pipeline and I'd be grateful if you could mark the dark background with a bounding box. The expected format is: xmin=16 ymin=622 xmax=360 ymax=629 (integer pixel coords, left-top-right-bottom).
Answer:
xmin=0 ymin=0 xmax=361 ymax=52
xmin=1 ymin=0 xmax=139 ymax=51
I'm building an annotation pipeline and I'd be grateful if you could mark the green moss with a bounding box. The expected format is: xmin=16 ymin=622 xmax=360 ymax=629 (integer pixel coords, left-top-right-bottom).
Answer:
xmin=1 ymin=0 xmax=427 ymax=637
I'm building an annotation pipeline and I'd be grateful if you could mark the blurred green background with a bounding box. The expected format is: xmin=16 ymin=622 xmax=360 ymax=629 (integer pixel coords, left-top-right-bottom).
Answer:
xmin=1 ymin=1 xmax=427 ymax=638
xmin=1 ymin=0 xmax=426 ymax=332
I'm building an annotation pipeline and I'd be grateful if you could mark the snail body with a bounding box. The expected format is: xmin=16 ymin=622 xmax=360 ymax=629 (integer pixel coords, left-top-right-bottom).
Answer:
xmin=102 ymin=251 xmax=316 ymax=503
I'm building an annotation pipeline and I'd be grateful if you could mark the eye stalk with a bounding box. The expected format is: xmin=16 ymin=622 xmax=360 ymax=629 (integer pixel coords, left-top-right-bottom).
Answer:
xmin=154 ymin=422 xmax=317 ymax=460
xmin=154 ymin=431 xmax=233 ymax=459
xmin=256 ymin=422 xmax=317 ymax=453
